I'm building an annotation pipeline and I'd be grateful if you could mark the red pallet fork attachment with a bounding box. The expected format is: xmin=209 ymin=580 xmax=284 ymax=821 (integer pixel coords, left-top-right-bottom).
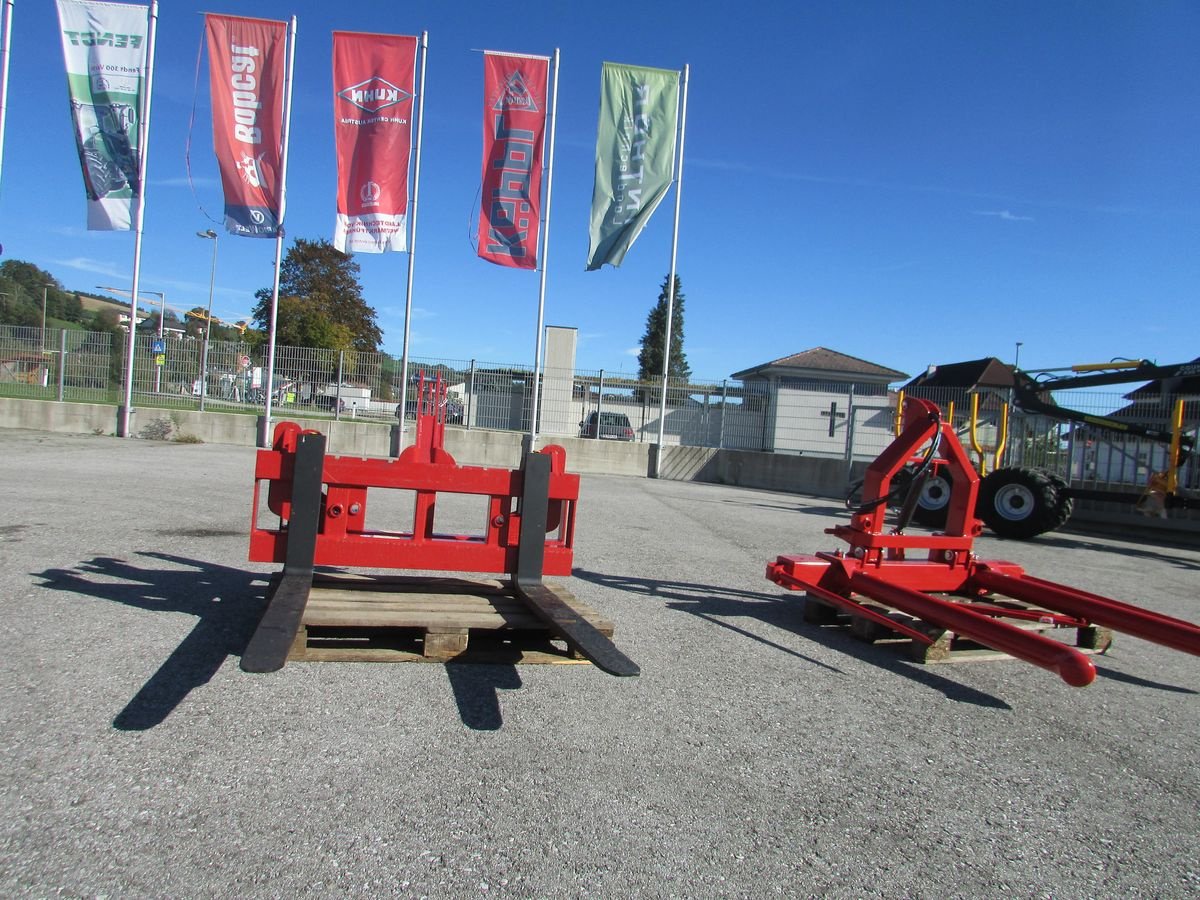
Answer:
xmin=766 ymin=397 xmax=1200 ymax=687
xmin=243 ymin=374 xmax=639 ymax=677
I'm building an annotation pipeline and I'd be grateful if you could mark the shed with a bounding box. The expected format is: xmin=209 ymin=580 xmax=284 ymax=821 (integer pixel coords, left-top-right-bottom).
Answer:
xmin=729 ymin=348 xmax=908 ymax=458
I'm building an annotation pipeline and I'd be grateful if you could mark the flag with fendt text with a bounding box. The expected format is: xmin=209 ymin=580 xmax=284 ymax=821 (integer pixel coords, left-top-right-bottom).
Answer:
xmin=585 ymin=62 xmax=678 ymax=271
xmin=332 ymin=31 xmax=416 ymax=254
xmin=205 ymin=13 xmax=287 ymax=238
xmin=56 ymin=0 xmax=152 ymax=230
xmin=477 ymin=51 xmax=549 ymax=269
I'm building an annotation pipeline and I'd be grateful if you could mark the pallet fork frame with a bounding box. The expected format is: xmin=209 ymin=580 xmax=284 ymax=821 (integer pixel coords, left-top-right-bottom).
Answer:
xmin=243 ymin=376 xmax=639 ymax=676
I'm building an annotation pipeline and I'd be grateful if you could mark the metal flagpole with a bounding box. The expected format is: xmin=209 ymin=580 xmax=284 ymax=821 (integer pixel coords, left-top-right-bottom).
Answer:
xmin=397 ymin=30 xmax=428 ymax=451
xmin=261 ymin=15 xmax=297 ymax=448
xmin=0 ymin=0 xmax=13 ymax=189
xmin=654 ymin=63 xmax=689 ymax=475
xmin=526 ymin=48 xmax=558 ymax=451
xmin=120 ymin=0 xmax=158 ymax=438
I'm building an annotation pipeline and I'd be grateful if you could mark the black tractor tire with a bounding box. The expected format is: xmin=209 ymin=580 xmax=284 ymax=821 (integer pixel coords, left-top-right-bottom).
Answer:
xmin=1044 ymin=472 xmax=1075 ymax=531
xmin=977 ymin=467 xmax=1062 ymax=539
xmin=901 ymin=465 xmax=954 ymax=528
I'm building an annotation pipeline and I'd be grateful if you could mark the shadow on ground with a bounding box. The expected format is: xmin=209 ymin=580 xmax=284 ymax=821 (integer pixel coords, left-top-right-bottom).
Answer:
xmin=35 ymin=553 xmax=537 ymax=731
xmin=446 ymin=664 xmax=523 ymax=731
xmin=34 ymin=552 xmax=268 ymax=731
xmin=573 ymin=568 xmax=1014 ymax=708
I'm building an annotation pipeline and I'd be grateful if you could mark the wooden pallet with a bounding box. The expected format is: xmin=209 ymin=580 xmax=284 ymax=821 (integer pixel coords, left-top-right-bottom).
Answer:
xmin=802 ymin=593 xmax=1113 ymax=665
xmin=276 ymin=572 xmax=615 ymax=665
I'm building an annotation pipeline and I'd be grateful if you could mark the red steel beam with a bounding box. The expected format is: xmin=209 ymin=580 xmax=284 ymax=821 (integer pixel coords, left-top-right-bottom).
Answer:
xmin=971 ymin=565 xmax=1200 ymax=658
xmin=849 ymin=571 xmax=1097 ymax=687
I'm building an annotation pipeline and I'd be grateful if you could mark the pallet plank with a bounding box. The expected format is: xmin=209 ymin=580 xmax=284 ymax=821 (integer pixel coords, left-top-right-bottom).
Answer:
xmin=285 ymin=576 xmax=615 ymax=665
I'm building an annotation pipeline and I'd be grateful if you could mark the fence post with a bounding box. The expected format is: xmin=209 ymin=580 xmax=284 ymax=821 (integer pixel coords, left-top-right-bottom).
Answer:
xmin=334 ymin=351 xmax=344 ymax=421
xmin=843 ymin=384 xmax=856 ymax=461
xmin=719 ymin=380 xmax=727 ymax=449
xmin=465 ymin=360 xmax=475 ymax=429
xmin=595 ymin=369 xmax=604 ymax=440
xmin=56 ymin=329 xmax=67 ymax=402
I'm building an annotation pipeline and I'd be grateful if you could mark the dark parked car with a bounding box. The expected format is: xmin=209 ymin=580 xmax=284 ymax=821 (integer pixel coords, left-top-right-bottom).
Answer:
xmin=579 ymin=411 xmax=635 ymax=441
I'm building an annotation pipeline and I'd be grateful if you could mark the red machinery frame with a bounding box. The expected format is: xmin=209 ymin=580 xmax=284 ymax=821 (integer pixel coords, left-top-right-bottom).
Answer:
xmin=767 ymin=397 xmax=1200 ymax=687
xmin=243 ymin=374 xmax=638 ymax=676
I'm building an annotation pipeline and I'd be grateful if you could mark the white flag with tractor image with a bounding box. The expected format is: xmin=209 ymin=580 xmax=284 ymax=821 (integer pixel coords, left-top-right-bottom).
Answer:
xmin=56 ymin=0 xmax=152 ymax=230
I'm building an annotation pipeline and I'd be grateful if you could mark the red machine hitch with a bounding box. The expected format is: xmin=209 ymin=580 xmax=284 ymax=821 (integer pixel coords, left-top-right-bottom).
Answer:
xmin=243 ymin=374 xmax=639 ymax=676
xmin=767 ymin=397 xmax=1200 ymax=686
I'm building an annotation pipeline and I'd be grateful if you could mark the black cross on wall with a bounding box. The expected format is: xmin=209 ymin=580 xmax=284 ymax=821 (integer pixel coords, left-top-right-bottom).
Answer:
xmin=819 ymin=401 xmax=847 ymax=437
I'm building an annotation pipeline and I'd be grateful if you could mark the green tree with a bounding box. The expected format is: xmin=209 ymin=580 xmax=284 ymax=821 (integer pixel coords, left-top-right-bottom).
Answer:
xmin=637 ymin=274 xmax=691 ymax=384
xmin=0 ymin=261 xmax=74 ymax=326
xmin=251 ymin=237 xmax=381 ymax=351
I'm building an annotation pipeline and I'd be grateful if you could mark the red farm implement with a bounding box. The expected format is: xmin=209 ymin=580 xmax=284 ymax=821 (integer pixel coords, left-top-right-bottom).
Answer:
xmin=767 ymin=397 xmax=1200 ymax=686
xmin=243 ymin=375 xmax=638 ymax=676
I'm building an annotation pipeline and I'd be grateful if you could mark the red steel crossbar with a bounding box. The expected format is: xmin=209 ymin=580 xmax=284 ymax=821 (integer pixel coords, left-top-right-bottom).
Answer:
xmin=766 ymin=396 xmax=1200 ymax=687
xmin=249 ymin=420 xmax=578 ymax=577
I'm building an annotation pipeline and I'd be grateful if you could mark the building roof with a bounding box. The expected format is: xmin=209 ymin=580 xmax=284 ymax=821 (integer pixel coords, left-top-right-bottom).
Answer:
xmin=731 ymin=347 xmax=908 ymax=382
xmin=902 ymin=357 xmax=1016 ymax=390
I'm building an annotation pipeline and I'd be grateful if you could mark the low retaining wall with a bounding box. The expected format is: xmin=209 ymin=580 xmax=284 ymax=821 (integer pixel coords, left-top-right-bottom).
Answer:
xmin=8 ymin=399 xmax=1197 ymax=539
xmin=671 ymin=445 xmax=867 ymax=499
xmin=0 ymin=399 xmax=654 ymax=478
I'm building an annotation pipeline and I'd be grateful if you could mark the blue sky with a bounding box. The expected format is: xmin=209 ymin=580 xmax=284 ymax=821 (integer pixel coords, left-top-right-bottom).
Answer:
xmin=3 ymin=1 xmax=1197 ymax=383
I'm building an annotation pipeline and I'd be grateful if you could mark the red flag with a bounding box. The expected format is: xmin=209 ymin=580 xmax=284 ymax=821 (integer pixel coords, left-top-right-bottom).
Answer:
xmin=477 ymin=52 xmax=548 ymax=269
xmin=205 ymin=14 xmax=288 ymax=238
xmin=332 ymin=31 xmax=417 ymax=254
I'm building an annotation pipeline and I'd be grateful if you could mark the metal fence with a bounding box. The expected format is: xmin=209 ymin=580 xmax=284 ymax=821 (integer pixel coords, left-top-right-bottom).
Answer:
xmin=3 ymin=325 xmax=1197 ymax=499
xmin=905 ymin=384 xmax=1200 ymax=498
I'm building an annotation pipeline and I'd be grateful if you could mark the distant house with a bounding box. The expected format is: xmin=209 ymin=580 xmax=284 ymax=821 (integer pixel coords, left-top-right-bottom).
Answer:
xmin=729 ymin=347 xmax=908 ymax=457
xmin=1117 ymin=358 xmax=1200 ymax=420
xmin=900 ymin=356 xmax=1017 ymax=419
xmin=901 ymin=357 xmax=1016 ymax=393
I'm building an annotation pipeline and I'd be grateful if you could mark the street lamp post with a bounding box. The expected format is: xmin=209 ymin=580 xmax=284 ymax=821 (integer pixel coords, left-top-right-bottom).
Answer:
xmin=197 ymin=229 xmax=218 ymax=412
xmin=40 ymin=283 xmax=55 ymax=388
xmin=41 ymin=284 xmax=51 ymax=350
xmin=1015 ymin=341 xmax=1023 ymax=371
xmin=97 ymin=284 xmax=167 ymax=392
xmin=152 ymin=290 xmax=166 ymax=393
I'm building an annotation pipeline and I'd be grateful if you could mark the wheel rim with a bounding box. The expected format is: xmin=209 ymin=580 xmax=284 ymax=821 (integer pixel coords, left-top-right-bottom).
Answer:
xmin=920 ymin=475 xmax=952 ymax=511
xmin=993 ymin=483 xmax=1036 ymax=521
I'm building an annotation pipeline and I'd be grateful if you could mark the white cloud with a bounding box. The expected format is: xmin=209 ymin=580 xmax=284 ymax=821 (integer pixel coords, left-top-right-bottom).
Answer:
xmin=51 ymin=256 xmax=125 ymax=277
xmin=972 ymin=209 xmax=1034 ymax=222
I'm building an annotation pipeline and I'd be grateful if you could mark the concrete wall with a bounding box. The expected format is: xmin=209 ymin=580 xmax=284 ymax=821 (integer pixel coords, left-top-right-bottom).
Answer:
xmin=0 ymin=398 xmax=654 ymax=477
xmin=677 ymin=445 xmax=866 ymax=498
xmin=8 ymin=399 xmax=1200 ymax=539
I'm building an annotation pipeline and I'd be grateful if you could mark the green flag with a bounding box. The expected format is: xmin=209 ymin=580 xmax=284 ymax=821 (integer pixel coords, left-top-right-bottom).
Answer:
xmin=585 ymin=62 xmax=679 ymax=271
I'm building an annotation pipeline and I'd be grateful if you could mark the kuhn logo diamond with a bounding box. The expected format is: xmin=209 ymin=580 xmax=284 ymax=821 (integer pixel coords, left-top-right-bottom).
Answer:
xmin=337 ymin=77 xmax=412 ymax=113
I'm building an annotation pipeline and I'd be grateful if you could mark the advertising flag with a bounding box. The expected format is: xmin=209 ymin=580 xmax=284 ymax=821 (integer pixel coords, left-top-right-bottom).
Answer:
xmin=585 ymin=62 xmax=679 ymax=271
xmin=205 ymin=14 xmax=287 ymax=238
xmin=477 ymin=51 xmax=548 ymax=269
xmin=56 ymin=0 xmax=151 ymax=231
xmin=332 ymin=31 xmax=417 ymax=254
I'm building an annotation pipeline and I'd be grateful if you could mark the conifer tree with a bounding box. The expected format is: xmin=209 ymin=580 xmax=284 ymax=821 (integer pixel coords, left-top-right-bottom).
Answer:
xmin=637 ymin=274 xmax=691 ymax=384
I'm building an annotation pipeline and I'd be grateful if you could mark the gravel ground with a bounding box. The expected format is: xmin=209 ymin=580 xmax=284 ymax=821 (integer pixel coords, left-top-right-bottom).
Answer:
xmin=0 ymin=428 xmax=1197 ymax=898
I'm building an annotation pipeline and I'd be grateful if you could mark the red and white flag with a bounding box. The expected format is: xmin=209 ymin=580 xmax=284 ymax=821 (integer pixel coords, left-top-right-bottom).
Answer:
xmin=332 ymin=31 xmax=417 ymax=254
xmin=477 ymin=51 xmax=549 ymax=269
xmin=205 ymin=14 xmax=287 ymax=238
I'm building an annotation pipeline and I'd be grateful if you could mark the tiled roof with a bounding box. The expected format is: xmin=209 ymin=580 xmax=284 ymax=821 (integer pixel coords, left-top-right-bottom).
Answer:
xmin=903 ymin=357 xmax=1015 ymax=390
xmin=732 ymin=347 xmax=908 ymax=381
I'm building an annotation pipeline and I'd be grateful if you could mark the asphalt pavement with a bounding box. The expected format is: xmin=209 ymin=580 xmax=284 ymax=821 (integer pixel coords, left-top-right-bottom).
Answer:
xmin=0 ymin=428 xmax=1197 ymax=898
